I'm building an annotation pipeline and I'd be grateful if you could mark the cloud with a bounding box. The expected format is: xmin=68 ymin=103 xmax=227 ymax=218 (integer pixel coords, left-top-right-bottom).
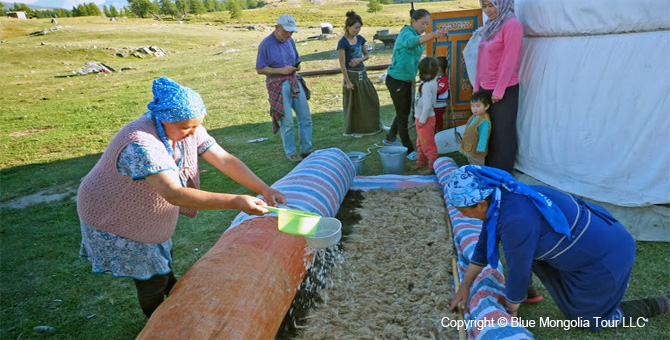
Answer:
xmin=109 ymin=2 xmax=126 ymax=9
xmin=62 ymin=0 xmax=107 ymax=7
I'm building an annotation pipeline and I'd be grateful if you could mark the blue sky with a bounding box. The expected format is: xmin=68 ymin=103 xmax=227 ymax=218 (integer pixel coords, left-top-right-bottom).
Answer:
xmin=6 ymin=0 xmax=130 ymax=10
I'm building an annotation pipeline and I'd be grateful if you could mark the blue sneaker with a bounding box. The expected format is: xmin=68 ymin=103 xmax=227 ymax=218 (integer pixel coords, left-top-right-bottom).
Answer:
xmin=382 ymin=139 xmax=401 ymax=146
xmin=407 ymin=151 xmax=417 ymax=160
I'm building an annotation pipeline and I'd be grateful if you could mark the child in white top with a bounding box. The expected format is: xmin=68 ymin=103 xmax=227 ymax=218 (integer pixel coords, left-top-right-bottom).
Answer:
xmin=411 ymin=57 xmax=439 ymax=175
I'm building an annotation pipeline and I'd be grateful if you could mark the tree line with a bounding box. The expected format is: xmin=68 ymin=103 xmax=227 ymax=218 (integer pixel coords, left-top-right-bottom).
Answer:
xmin=1 ymin=2 xmax=112 ymax=18
xmin=127 ymin=0 xmax=265 ymax=19
xmin=0 ymin=0 xmax=265 ymax=19
xmin=1 ymin=2 xmax=67 ymax=18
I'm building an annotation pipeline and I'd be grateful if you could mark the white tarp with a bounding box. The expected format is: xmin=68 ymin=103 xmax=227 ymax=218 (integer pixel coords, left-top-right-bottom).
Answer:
xmin=506 ymin=0 xmax=670 ymax=208
xmin=462 ymin=0 xmax=670 ymax=237
xmin=516 ymin=0 xmax=669 ymax=36
xmin=515 ymin=173 xmax=670 ymax=242
xmin=516 ymin=31 xmax=670 ymax=206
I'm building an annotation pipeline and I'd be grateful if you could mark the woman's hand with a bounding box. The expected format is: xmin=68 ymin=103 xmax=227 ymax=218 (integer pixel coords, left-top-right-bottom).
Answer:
xmin=261 ymin=187 xmax=286 ymax=207
xmin=492 ymin=95 xmax=502 ymax=104
xmin=235 ymin=195 xmax=270 ymax=216
xmin=450 ymin=285 xmax=471 ymax=311
xmin=450 ymin=263 xmax=483 ymax=312
xmin=345 ymin=81 xmax=354 ymax=91
xmin=504 ymin=301 xmax=520 ymax=317
xmin=420 ymin=27 xmax=448 ymax=44
xmin=435 ymin=26 xmax=449 ymax=39
xmin=348 ymin=57 xmax=364 ymax=67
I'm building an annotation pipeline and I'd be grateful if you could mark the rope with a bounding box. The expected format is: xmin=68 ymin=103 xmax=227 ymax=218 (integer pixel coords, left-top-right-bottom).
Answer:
xmin=365 ymin=143 xmax=383 ymax=156
xmin=446 ymin=70 xmax=462 ymax=144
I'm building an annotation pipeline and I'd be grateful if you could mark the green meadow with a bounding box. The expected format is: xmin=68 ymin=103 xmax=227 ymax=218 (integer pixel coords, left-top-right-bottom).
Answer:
xmin=0 ymin=1 xmax=667 ymax=339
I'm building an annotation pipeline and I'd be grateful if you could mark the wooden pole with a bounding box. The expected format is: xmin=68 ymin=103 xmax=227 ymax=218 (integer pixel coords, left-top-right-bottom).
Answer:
xmin=298 ymin=63 xmax=391 ymax=77
xmin=452 ymin=257 xmax=467 ymax=340
xmin=445 ymin=212 xmax=467 ymax=340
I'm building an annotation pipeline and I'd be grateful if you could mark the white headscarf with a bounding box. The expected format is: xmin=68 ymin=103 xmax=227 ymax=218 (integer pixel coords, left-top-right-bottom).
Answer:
xmin=479 ymin=0 xmax=516 ymax=41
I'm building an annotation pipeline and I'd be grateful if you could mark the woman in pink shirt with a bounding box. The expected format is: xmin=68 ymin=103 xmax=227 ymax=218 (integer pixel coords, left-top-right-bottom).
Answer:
xmin=474 ymin=0 xmax=523 ymax=173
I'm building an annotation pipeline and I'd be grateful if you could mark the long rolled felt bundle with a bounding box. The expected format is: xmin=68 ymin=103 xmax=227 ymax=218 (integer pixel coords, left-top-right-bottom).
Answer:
xmin=137 ymin=148 xmax=354 ymax=339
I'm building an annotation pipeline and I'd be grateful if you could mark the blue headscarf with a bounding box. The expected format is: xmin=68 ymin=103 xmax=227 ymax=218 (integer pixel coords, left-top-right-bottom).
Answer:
xmin=445 ymin=165 xmax=571 ymax=268
xmin=147 ymin=77 xmax=207 ymax=155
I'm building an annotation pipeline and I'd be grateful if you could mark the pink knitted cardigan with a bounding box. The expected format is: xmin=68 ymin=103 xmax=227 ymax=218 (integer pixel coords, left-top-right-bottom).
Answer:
xmin=77 ymin=114 xmax=200 ymax=244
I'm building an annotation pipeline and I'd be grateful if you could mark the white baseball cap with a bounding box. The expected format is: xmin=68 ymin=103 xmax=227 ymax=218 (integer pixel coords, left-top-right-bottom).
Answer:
xmin=277 ymin=14 xmax=298 ymax=32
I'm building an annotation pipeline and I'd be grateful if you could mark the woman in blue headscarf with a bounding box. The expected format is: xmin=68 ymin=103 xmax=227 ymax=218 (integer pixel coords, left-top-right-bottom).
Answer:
xmin=77 ymin=77 xmax=285 ymax=318
xmin=446 ymin=165 xmax=669 ymax=330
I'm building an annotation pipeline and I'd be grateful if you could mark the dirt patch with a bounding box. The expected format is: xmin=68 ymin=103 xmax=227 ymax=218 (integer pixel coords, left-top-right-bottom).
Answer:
xmin=1 ymin=185 xmax=77 ymax=209
xmin=9 ymin=126 xmax=57 ymax=137
xmin=292 ymin=186 xmax=457 ymax=339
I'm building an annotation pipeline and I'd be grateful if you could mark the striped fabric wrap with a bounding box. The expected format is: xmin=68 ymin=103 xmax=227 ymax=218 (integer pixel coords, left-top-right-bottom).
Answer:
xmin=228 ymin=148 xmax=355 ymax=231
xmin=434 ymin=157 xmax=534 ymax=340
xmin=350 ymin=174 xmax=439 ymax=192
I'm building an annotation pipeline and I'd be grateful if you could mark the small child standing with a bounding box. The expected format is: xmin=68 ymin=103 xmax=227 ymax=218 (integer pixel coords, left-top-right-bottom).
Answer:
xmin=411 ymin=57 xmax=439 ymax=175
xmin=434 ymin=56 xmax=450 ymax=133
xmin=460 ymin=90 xmax=492 ymax=165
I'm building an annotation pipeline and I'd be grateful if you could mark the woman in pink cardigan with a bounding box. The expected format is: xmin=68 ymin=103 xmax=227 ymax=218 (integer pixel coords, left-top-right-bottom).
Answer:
xmin=474 ymin=0 xmax=523 ymax=173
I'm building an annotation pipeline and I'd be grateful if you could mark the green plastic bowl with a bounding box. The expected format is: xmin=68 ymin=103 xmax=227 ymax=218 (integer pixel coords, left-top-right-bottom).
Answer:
xmin=265 ymin=206 xmax=322 ymax=236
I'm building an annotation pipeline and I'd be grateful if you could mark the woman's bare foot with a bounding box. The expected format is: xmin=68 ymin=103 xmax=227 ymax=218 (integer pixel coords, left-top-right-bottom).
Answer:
xmin=419 ymin=168 xmax=434 ymax=175
xmin=410 ymin=164 xmax=424 ymax=171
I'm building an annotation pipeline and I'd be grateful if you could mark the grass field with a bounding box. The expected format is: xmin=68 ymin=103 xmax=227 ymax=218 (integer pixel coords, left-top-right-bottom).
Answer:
xmin=1 ymin=1 xmax=668 ymax=339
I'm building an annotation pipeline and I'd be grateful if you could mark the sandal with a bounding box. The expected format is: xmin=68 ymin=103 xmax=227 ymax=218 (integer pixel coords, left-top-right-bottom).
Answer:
xmin=524 ymin=283 xmax=543 ymax=303
xmin=407 ymin=151 xmax=417 ymax=160
xmin=287 ymin=153 xmax=303 ymax=162
xmin=525 ymin=295 xmax=544 ymax=303
xmin=382 ymin=139 xmax=401 ymax=146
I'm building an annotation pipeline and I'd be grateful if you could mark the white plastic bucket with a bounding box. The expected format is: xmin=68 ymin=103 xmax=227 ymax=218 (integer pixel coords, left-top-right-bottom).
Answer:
xmin=435 ymin=125 xmax=466 ymax=154
xmin=378 ymin=146 xmax=407 ymax=174
xmin=320 ymin=22 xmax=333 ymax=34
xmin=305 ymin=217 xmax=342 ymax=249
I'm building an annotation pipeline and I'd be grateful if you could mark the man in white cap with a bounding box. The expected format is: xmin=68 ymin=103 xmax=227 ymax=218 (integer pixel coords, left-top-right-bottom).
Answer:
xmin=256 ymin=14 xmax=313 ymax=162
